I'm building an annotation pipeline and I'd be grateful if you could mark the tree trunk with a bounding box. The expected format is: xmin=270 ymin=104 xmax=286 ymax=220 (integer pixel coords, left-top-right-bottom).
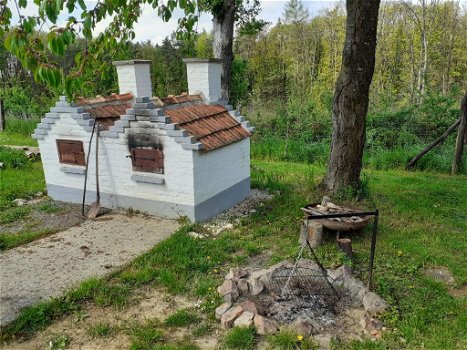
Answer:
xmin=0 ymin=99 xmax=5 ymax=132
xmin=452 ymin=91 xmax=467 ymax=174
xmin=322 ymin=0 xmax=381 ymax=192
xmin=212 ymin=0 xmax=235 ymax=101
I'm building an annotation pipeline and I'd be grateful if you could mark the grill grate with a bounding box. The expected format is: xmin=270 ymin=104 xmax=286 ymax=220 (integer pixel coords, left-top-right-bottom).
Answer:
xmin=266 ymin=266 xmax=339 ymax=305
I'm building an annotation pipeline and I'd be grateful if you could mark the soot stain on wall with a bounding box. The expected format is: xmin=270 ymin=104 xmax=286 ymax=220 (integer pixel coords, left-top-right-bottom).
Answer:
xmin=127 ymin=133 xmax=163 ymax=151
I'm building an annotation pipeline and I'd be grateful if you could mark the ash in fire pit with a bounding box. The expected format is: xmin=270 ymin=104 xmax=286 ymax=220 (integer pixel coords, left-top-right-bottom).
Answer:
xmin=256 ymin=265 xmax=339 ymax=329
xmin=216 ymin=261 xmax=388 ymax=341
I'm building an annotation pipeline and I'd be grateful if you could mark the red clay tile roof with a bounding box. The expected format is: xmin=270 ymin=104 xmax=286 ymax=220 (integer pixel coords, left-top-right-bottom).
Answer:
xmin=159 ymin=93 xmax=203 ymax=106
xmin=76 ymin=93 xmax=133 ymax=128
xmin=164 ymin=104 xmax=250 ymax=152
xmin=84 ymin=104 xmax=130 ymax=119
xmin=76 ymin=93 xmax=133 ymax=106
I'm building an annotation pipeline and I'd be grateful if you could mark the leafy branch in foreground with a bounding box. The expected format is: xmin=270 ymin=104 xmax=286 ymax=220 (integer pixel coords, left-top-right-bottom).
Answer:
xmin=0 ymin=0 xmax=198 ymax=97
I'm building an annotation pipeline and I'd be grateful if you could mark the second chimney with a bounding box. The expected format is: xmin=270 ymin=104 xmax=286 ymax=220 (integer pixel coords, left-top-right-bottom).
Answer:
xmin=113 ymin=60 xmax=152 ymax=98
xmin=183 ymin=58 xmax=223 ymax=103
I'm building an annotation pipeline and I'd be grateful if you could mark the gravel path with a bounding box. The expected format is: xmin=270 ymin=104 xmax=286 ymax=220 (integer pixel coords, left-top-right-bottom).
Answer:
xmin=0 ymin=213 xmax=179 ymax=326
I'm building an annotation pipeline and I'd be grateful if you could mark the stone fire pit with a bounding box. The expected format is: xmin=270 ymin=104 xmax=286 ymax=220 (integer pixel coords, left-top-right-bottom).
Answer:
xmin=216 ymin=260 xmax=388 ymax=341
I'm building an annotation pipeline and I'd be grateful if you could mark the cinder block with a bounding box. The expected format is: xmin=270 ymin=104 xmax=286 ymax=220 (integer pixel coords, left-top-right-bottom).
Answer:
xmin=182 ymin=143 xmax=203 ymax=150
xmin=37 ymin=123 xmax=51 ymax=129
xmin=132 ymin=102 xmax=155 ymax=109
xmin=34 ymin=128 xmax=48 ymax=135
xmin=167 ymin=129 xmax=188 ymax=137
xmin=149 ymin=116 xmax=170 ymax=123
xmin=136 ymin=116 xmax=151 ymax=122
xmin=45 ymin=113 xmax=60 ymax=119
xmin=109 ymin=126 xmax=125 ymax=133
xmin=114 ymin=120 xmax=130 ymax=128
xmin=135 ymin=97 xmax=150 ymax=103
xmin=121 ymin=115 xmax=136 ymax=121
xmin=78 ymin=119 xmax=94 ymax=126
xmin=174 ymin=136 xmax=196 ymax=144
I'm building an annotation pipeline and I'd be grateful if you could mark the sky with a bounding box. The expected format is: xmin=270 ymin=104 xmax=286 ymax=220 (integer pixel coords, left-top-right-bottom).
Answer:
xmin=128 ymin=1 xmax=340 ymax=44
xmin=15 ymin=0 xmax=466 ymax=45
xmin=10 ymin=1 xmax=340 ymax=44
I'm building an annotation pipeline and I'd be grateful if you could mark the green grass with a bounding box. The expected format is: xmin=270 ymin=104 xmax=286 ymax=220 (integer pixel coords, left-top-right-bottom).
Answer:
xmin=1 ymin=159 xmax=466 ymax=349
xmin=0 ymin=132 xmax=37 ymax=146
xmin=267 ymin=328 xmax=318 ymax=350
xmin=0 ymin=206 xmax=31 ymax=224
xmin=250 ymin=135 xmax=467 ymax=174
xmin=0 ymin=147 xmax=45 ymax=205
xmin=165 ymin=309 xmax=200 ymax=327
xmin=47 ymin=334 xmax=71 ymax=350
xmin=0 ymin=117 xmax=39 ymax=147
xmin=128 ymin=320 xmax=164 ymax=350
xmin=223 ymin=327 xmax=257 ymax=350
xmin=0 ymin=228 xmax=59 ymax=250
xmin=152 ymin=344 xmax=199 ymax=350
xmin=87 ymin=323 xmax=117 ymax=338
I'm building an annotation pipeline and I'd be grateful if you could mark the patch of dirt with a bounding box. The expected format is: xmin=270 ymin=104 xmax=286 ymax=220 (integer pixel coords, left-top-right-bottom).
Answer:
xmin=2 ymin=287 xmax=220 ymax=350
xmin=447 ymin=285 xmax=467 ymax=298
xmin=423 ymin=266 xmax=466 ymax=298
xmin=0 ymin=199 xmax=86 ymax=235
xmin=202 ymin=189 xmax=274 ymax=237
xmin=424 ymin=267 xmax=456 ymax=286
xmin=0 ymin=213 xmax=179 ymax=325
xmin=214 ymin=189 xmax=273 ymax=222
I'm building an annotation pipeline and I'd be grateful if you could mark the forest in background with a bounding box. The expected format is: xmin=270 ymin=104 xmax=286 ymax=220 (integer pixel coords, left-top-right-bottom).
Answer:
xmin=0 ymin=0 xmax=466 ymax=174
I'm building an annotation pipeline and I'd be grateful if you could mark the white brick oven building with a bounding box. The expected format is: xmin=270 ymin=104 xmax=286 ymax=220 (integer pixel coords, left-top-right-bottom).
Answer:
xmin=32 ymin=59 xmax=254 ymax=221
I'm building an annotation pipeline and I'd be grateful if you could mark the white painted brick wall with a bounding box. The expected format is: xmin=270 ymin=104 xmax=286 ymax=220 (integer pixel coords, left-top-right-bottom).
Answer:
xmin=40 ymin=112 xmax=196 ymax=207
xmin=193 ymin=138 xmax=250 ymax=205
xmin=185 ymin=61 xmax=222 ymax=103
xmin=115 ymin=61 xmax=152 ymax=97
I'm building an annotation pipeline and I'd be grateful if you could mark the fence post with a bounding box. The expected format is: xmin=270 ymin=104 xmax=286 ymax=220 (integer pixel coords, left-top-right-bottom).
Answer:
xmin=0 ymin=99 xmax=4 ymax=132
xmin=452 ymin=91 xmax=467 ymax=175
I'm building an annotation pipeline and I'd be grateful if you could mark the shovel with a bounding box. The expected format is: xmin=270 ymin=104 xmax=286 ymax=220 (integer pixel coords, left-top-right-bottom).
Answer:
xmin=81 ymin=119 xmax=96 ymax=216
xmin=87 ymin=123 xmax=101 ymax=219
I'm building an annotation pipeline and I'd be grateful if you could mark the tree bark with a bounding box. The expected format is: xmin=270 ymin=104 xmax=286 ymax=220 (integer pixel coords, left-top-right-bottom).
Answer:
xmin=212 ymin=0 xmax=235 ymax=101
xmin=0 ymin=99 xmax=5 ymax=132
xmin=452 ymin=91 xmax=467 ymax=174
xmin=322 ymin=0 xmax=381 ymax=192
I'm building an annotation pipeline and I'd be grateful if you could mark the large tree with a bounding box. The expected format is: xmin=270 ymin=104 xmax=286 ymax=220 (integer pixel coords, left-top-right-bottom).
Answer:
xmin=211 ymin=0 xmax=236 ymax=100
xmin=204 ymin=0 xmax=265 ymax=100
xmin=321 ymin=0 xmax=381 ymax=192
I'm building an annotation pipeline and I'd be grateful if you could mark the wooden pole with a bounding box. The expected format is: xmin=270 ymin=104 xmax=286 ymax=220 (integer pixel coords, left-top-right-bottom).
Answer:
xmin=0 ymin=99 xmax=5 ymax=132
xmin=407 ymin=118 xmax=460 ymax=169
xmin=336 ymin=238 xmax=353 ymax=260
xmin=452 ymin=91 xmax=467 ymax=174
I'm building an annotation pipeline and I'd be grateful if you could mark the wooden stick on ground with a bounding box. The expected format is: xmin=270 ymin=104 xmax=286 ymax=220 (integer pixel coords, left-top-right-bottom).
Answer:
xmin=407 ymin=118 xmax=460 ymax=169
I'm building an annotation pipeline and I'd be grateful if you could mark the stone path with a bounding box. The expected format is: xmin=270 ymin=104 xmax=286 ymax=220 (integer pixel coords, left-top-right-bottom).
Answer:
xmin=0 ymin=213 xmax=179 ymax=326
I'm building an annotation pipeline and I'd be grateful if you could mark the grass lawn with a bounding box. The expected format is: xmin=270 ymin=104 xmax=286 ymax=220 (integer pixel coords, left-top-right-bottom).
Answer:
xmin=0 ymin=146 xmax=47 ymax=249
xmin=1 ymin=156 xmax=465 ymax=349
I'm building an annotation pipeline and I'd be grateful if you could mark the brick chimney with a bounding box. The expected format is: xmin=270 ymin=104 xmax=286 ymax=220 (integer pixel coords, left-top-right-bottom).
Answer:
xmin=113 ymin=60 xmax=152 ymax=98
xmin=183 ymin=58 xmax=223 ymax=103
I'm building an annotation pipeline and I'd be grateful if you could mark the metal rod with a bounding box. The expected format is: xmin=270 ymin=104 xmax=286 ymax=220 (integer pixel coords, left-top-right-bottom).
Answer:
xmin=306 ymin=240 xmax=338 ymax=297
xmin=305 ymin=211 xmax=378 ymax=220
xmin=305 ymin=208 xmax=380 ymax=291
xmin=367 ymin=209 xmax=379 ymax=291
